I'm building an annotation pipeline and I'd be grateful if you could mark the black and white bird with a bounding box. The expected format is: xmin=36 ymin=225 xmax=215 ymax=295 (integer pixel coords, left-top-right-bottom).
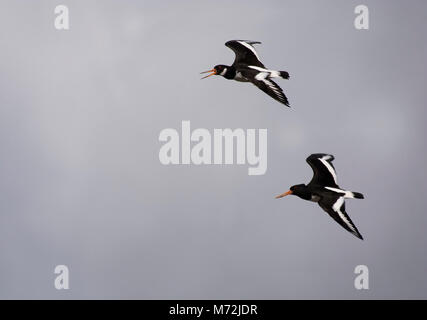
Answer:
xmin=275 ymin=154 xmax=365 ymax=240
xmin=201 ymin=40 xmax=290 ymax=107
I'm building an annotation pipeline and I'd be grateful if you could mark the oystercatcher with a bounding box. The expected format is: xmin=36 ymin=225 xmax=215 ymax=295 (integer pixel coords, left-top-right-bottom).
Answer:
xmin=275 ymin=154 xmax=365 ymax=240
xmin=201 ymin=40 xmax=290 ymax=107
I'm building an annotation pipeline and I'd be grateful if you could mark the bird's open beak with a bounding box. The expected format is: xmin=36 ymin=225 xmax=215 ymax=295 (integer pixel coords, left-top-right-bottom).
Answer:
xmin=200 ymin=69 xmax=217 ymax=79
xmin=275 ymin=190 xmax=292 ymax=199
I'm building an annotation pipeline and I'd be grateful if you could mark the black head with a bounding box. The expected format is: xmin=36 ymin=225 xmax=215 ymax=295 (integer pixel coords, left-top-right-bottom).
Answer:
xmin=275 ymin=184 xmax=311 ymax=201
xmin=200 ymin=64 xmax=228 ymax=79
xmin=214 ymin=65 xmax=228 ymax=76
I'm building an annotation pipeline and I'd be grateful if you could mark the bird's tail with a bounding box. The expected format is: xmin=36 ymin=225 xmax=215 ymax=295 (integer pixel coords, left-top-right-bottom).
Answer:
xmin=279 ymin=71 xmax=290 ymax=80
xmin=351 ymin=192 xmax=364 ymax=199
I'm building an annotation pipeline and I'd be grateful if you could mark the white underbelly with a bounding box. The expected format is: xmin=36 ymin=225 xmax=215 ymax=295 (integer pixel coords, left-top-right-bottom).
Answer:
xmin=234 ymin=72 xmax=249 ymax=82
xmin=310 ymin=195 xmax=321 ymax=202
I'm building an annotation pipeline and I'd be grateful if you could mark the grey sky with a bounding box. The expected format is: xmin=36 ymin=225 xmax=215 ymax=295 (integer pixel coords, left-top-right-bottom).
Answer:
xmin=0 ymin=0 xmax=426 ymax=299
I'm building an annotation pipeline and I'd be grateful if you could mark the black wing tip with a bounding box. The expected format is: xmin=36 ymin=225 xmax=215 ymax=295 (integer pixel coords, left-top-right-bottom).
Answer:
xmin=349 ymin=216 xmax=364 ymax=240
xmin=225 ymin=40 xmax=261 ymax=46
xmin=354 ymin=231 xmax=364 ymax=240
xmin=280 ymin=94 xmax=290 ymax=107
xmin=275 ymin=96 xmax=290 ymax=107
xmin=244 ymin=40 xmax=261 ymax=45
xmin=307 ymin=153 xmax=335 ymax=162
xmin=345 ymin=222 xmax=364 ymax=240
xmin=225 ymin=40 xmax=238 ymax=46
xmin=278 ymin=96 xmax=290 ymax=107
xmin=264 ymin=79 xmax=290 ymax=107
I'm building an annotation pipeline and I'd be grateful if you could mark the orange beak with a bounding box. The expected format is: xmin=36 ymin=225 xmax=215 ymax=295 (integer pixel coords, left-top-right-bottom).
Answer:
xmin=200 ymin=69 xmax=217 ymax=79
xmin=275 ymin=190 xmax=293 ymax=199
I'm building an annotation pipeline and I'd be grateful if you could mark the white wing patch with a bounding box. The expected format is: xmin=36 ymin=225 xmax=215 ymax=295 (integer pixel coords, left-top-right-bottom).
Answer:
xmin=255 ymin=71 xmax=268 ymax=81
xmin=319 ymin=155 xmax=338 ymax=185
xmin=332 ymin=197 xmax=356 ymax=233
xmin=325 ymin=187 xmax=355 ymax=198
xmin=246 ymin=67 xmax=288 ymax=105
xmin=238 ymin=41 xmax=261 ymax=61
xmin=249 ymin=65 xmax=280 ymax=78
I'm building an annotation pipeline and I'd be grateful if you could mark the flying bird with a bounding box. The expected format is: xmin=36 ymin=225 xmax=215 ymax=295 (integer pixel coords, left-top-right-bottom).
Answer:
xmin=275 ymin=154 xmax=365 ymax=240
xmin=201 ymin=40 xmax=291 ymax=107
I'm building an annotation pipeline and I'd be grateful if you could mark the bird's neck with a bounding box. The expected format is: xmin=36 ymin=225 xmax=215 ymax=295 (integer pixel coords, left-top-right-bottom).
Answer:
xmin=223 ymin=66 xmax=236 ymax=80
xmin=295 ymin=185 xmax=313 ymax=201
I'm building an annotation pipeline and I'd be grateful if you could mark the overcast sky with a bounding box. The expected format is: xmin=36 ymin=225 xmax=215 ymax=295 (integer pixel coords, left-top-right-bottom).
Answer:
xmin=0 ymin=0 xmax=426 ymax=299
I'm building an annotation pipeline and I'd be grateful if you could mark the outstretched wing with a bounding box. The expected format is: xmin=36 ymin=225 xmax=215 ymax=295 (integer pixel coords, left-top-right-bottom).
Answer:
xmin=225 ymin=40 xmax=265 ymax=67
xmin=240 ymin=68 xmax=290 ymax=107
xmin=306 ymin=154 xmax=339 ymax=188
xmin=318 ymin=194 xmax=363 ymax=240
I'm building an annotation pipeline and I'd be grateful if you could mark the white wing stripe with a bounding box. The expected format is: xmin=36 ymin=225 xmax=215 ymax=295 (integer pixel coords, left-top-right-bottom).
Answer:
xmin=319 ymin=155 xmax=338 ymax=184
xmin=249 ymin=66 xmax=281 ymax=78
xmin=249 ymin=66 xmax=268 ymax=72
xmin=332 ymin=197 xmax=356 ymax=233
xmin=325 ymin=187 xmax=354 ymax=198
xmin=255 ymin=72 xmax=268 ymax=81
xmin=238 ymin=41 xmax=261 ymax=61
